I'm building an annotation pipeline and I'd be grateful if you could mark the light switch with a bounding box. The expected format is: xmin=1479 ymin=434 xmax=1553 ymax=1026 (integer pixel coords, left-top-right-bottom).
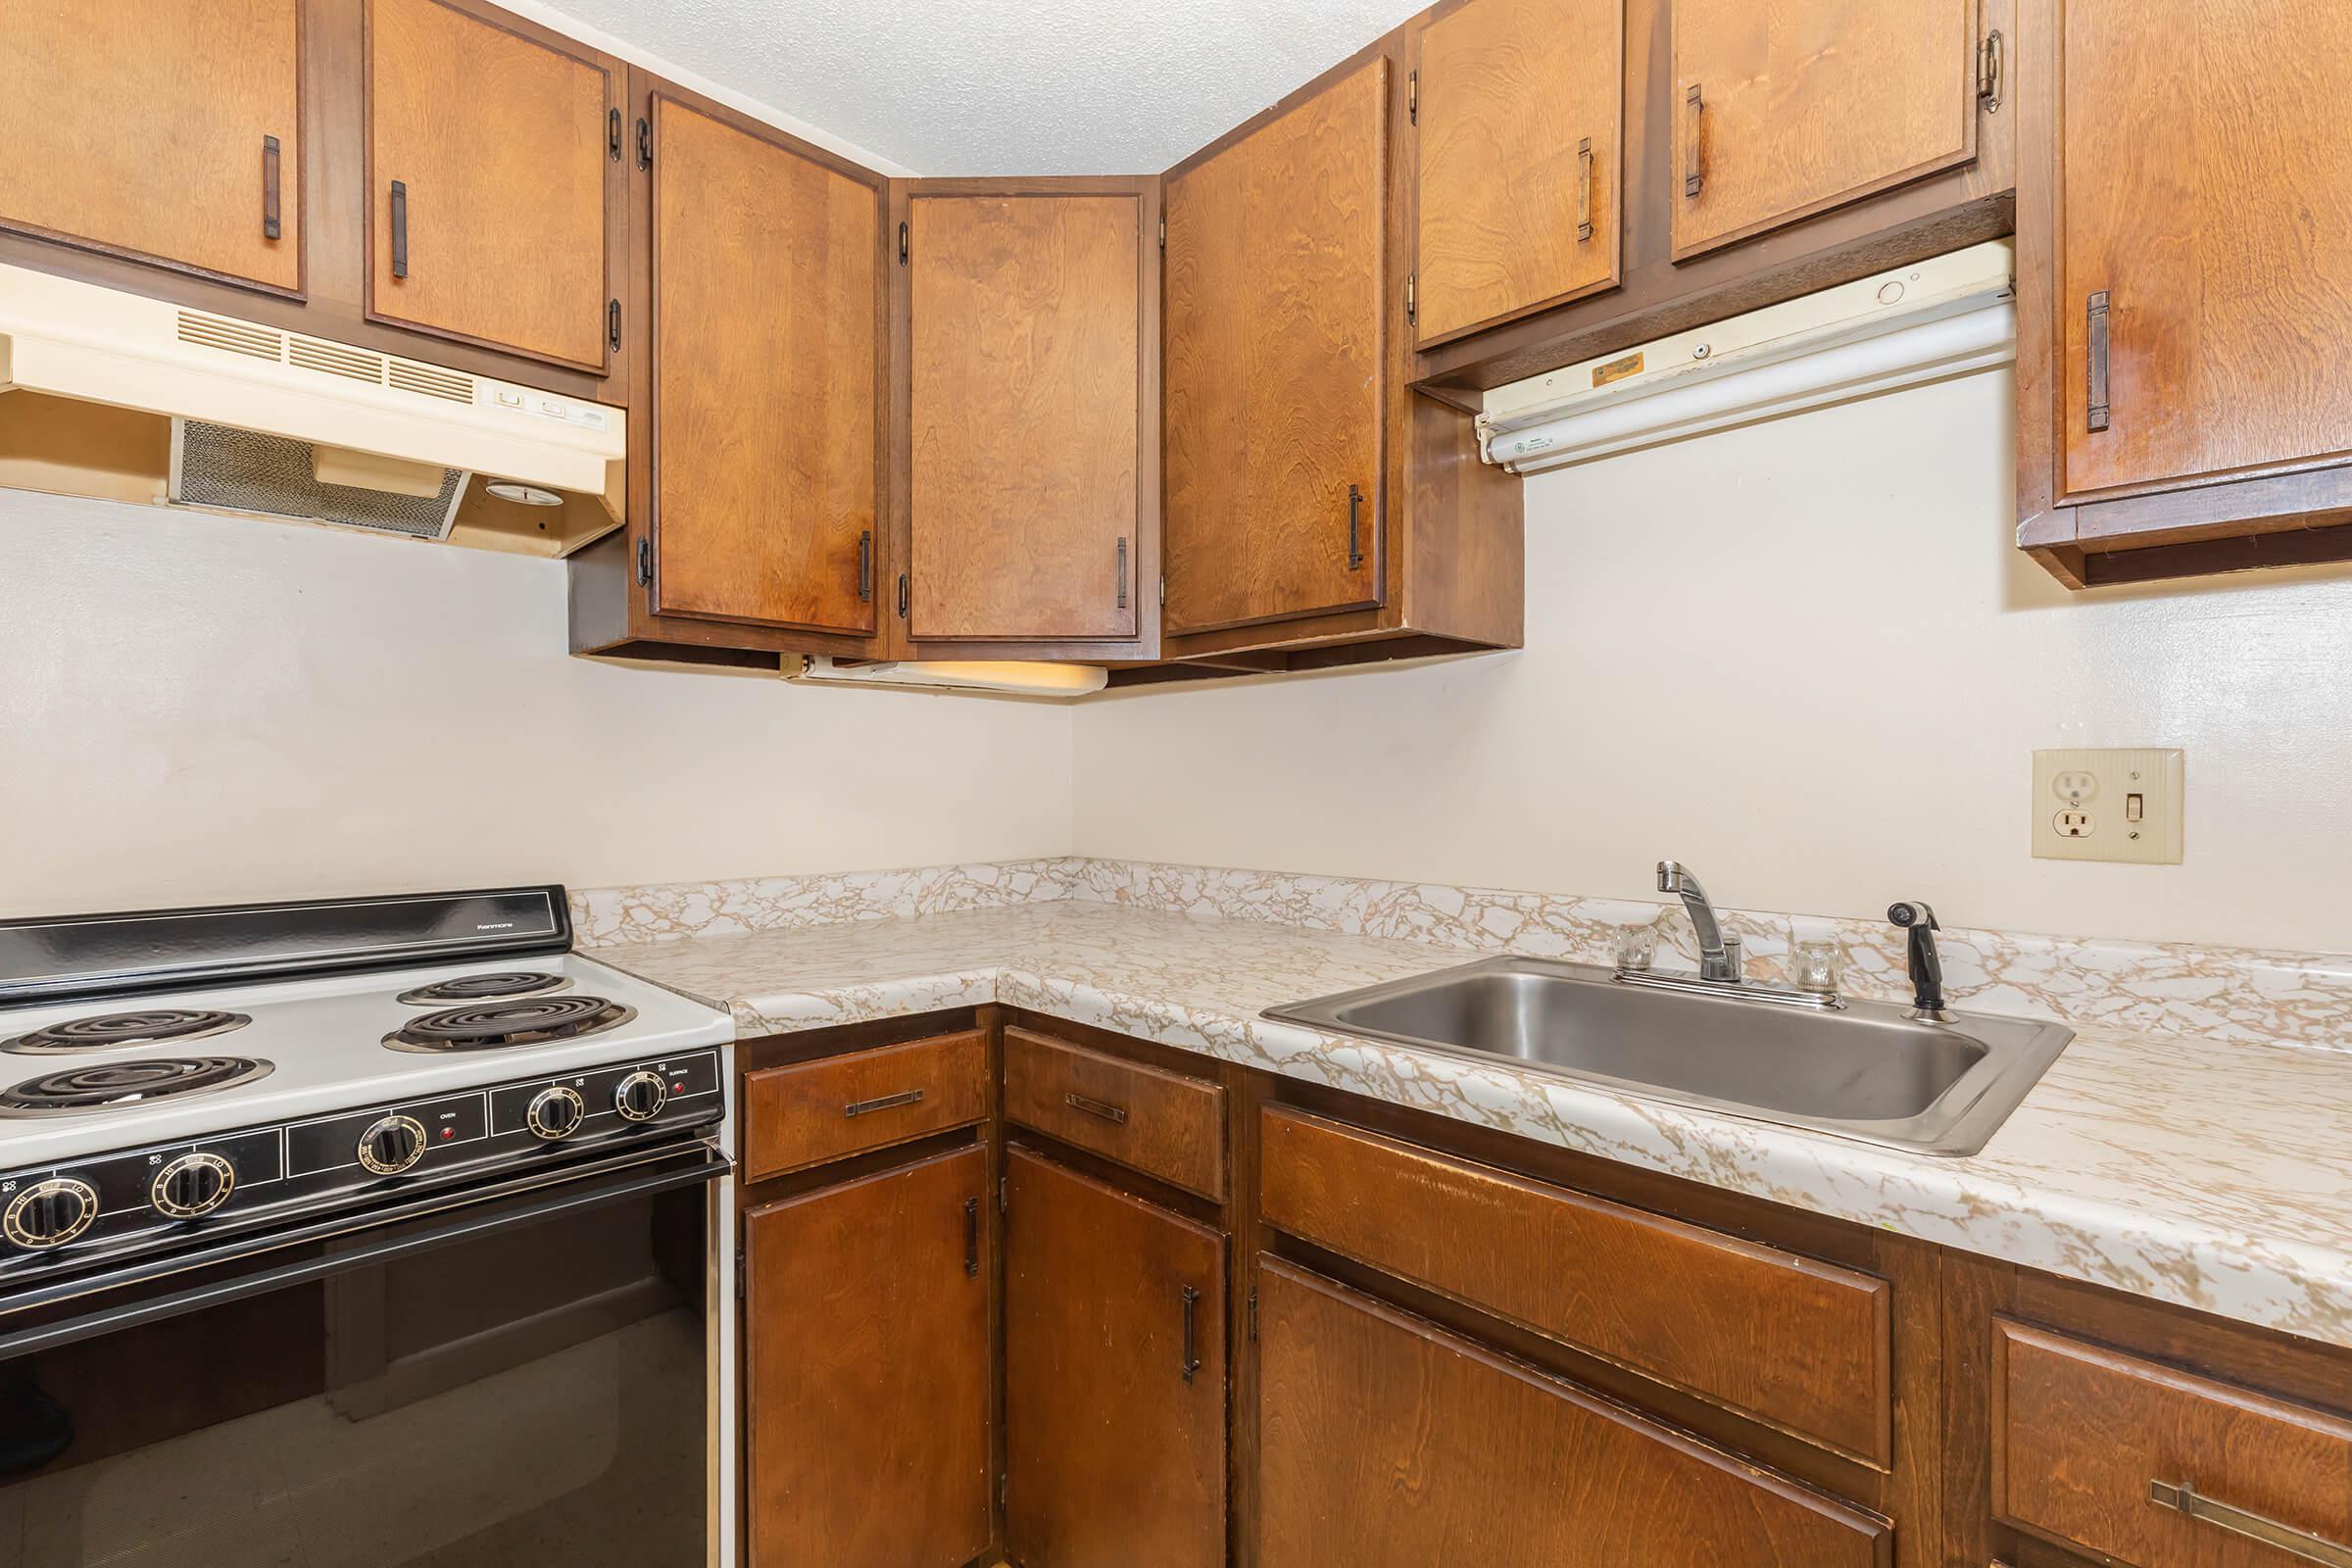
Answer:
xmin=2032 ymin=749 xmax=2183 ymax=864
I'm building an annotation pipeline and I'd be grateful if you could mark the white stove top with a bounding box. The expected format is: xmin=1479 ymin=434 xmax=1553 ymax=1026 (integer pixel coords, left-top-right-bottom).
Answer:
xmin=0 ymin=953 xmax=735 ymax=1170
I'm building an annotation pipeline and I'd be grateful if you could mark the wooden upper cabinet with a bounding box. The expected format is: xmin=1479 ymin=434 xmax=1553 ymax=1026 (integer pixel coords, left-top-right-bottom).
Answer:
xmin=2058 ymin=0 xmax=2352 ymax=501
xmin=1413 ymin=0 xmax=1624 ymax=345
xmin=366 ymin=0 xmax=616 ymax=368
xmin=1004 ymin=1149 xmax=1226 ymax=1568
xmin=648 ymin=94 xmax=882 ymax=635
xmin=908 ymin=188 xmax=1147 ymax=643
xmin=1671 ymin=0 xmax=1979 ymax=260
xmin=0 ymin=0 xmax=302 ymax=292
xmin=1164 ymin=59 xmax=1389 ymax=637
xmin=744 ymin=1146 xmax=992 ymax=1568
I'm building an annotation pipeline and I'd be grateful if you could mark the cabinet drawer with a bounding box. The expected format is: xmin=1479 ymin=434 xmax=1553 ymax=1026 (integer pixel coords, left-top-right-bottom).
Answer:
xmin=1259 ymin=1106 xmax=1890 ymax=1464
xmin=1994 ymin=1320 xmax=2352 ymax=1567
xmin=1255 ymin=1258 xmax=1889 ymax=1567
xmin=744 ymin=1031 xmax=987 ymax=1180
xmin=1002 ymin=1030 xmax=1225 ymax=1199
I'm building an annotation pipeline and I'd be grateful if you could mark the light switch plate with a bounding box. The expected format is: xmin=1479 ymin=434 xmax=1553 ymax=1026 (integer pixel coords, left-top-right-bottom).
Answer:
xmin=2032 ymin=748 xmax=2184 ymax=863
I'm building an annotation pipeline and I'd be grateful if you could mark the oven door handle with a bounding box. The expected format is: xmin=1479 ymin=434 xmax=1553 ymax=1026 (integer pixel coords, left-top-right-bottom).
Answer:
xmin=0 ymin=1142 xmax=729 ymax=1362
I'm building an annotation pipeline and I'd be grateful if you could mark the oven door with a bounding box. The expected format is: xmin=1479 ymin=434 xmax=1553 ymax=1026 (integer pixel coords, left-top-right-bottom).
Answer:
xmin=0 ymin=1137 xmax=726 ymax=1568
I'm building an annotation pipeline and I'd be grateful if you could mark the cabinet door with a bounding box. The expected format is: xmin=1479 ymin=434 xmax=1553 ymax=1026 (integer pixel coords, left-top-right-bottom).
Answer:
xmin=0 ymin=0 xmax=301 ymax=291
xmin=1164 ymin=59 xmax=1388 ymax=637
xmin=1670 ymin=0 xmax=1978 ymax=260
xmin=1254 ymin=1259 xmax=1888 ymax=1567
xmin=909 ymin=191 xmax=1144 ymax=642
xmin=649 ymin=93 xmax=882 ymax=635
xmin=367 ymin=0 xmax=614 ymax=368
xmin=1414 ymin=0 xmax=1623 ymax=345
xmin=2059 ymin=0 xmax=2352 ymax=500
xmin=744 ymin=1146 xmax=991 ymax=1568
xmin=1004 ymin=1148 xmax=1225 ymax=1568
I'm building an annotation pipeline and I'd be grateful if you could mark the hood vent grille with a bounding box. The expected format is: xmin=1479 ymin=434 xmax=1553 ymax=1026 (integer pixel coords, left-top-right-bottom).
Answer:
xmin=170 ymin=419 xmax=467 ymax=540
xmin=172 ymin=310 xmax=481 ymax=408
xmin=174 ymin=312 xmax=280 ymax=362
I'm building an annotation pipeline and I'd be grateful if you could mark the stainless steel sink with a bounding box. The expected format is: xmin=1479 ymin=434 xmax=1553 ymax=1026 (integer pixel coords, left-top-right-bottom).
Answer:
xmin=1263 ymin=956 xmax=2072 ymax=1156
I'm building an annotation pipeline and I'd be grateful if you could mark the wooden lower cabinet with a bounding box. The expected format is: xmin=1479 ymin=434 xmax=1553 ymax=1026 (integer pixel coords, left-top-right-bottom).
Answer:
xmin=1253 ymin=1258 xmax=1890 ymax=1567
xmin=1004 ymin=1147 xmax=1226 ymax=1568
xmin=744 ymin=1144 xmax=991 ymax=1568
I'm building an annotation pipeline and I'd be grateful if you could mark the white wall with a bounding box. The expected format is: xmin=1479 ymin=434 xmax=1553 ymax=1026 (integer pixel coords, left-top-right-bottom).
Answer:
xmin=1071 ymin=369 xmax=2352 ymax=954
xmin=0 ymin=493 xmax=1072 ymax=917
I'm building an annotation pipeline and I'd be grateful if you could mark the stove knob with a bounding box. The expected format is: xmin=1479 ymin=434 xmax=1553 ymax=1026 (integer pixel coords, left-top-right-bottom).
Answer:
xmin=358 ymin=1114 xmax=427 ymax=1176
xmin=151 ymin=1152 xmax=236 ymax=1218
xmin=4 ymin=1178 xmax=99 ymax=1250
xmin=526 ymin=1086 xmax=586 ymax=1141
xmin=613 ymin=1070 xmax=668 ymax=1123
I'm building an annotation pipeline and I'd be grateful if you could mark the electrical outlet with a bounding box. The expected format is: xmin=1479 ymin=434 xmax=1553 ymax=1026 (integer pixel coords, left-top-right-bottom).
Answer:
xmin=2033 ymin=749 xmax=2183 ymax=863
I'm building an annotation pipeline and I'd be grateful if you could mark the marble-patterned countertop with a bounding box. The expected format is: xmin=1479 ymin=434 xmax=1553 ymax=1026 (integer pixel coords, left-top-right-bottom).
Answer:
xmin=590 ymin=901 xmax=2352 ymax=1349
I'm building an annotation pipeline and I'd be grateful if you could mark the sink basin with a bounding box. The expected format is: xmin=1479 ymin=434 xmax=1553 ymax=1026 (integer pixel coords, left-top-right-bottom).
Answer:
xmin=1263 ymin=956 xmax=2072 ymax=1156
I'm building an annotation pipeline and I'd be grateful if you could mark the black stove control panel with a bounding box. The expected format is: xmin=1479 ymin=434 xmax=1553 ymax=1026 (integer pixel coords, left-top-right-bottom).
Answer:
xmin=0 ymin=1050 xmax=720 ymax=1278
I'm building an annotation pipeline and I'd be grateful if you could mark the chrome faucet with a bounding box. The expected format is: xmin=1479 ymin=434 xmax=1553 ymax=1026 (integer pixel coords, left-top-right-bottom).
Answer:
xmin=1657 ymin=860 xmax=1743 ymax=983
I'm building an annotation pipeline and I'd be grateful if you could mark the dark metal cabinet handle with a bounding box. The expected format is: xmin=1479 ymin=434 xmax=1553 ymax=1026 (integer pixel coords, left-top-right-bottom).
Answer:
xmin=1115 ymin=537 xmax=1129 ymax=611
xmin=1347 ymin=484 xmax=1365 ymax=569
xmin=1063 ymin=1091 xmax=1128 ymax=1125
xmin=1684 ymin=85 xmax=1704 ymax=198
xmin=262 ymin=135 xmax=282 ymax=240
xmin=1179 ymin=1285 xmax=1202 ymax=1384
xmin=390 ymin=179 xmax=409 ymax=279
xmin=2086 ymin=290 xmax=2112 ymax=432
xmin=2151 ymin=1480 xmax=2352 ymax=1567
xmin=843 ymin=1088 xmax=923 ymax=1118
xmin=962 ymin=1196 xmax=981 ymax=1278
xmin=857 ymin=530 xmax=874 ymax=601
xmin=608 ymin=106 xmax=622 ymax=160
xmin=607 ymin=298 xmax=621 ymax=353
xmin=1576 ymin=137 xmax=1594 ymax=242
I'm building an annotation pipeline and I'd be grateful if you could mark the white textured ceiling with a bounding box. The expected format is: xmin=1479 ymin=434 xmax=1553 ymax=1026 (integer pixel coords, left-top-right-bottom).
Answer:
xmin=533 ymin=0 xmax=1432 ymax=175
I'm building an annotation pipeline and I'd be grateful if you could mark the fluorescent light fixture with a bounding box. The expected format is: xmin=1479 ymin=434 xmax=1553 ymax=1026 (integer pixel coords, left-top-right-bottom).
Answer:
xmin=1480 ymin=239 xmax=2017 ymax=475
xmin=790 ymin=657 xmax=1109 ymax=699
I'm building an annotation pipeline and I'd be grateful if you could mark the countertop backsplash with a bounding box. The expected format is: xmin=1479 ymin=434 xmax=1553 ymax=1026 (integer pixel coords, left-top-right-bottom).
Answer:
xmin=572 ymin=858 xmax=2352 ymax=1051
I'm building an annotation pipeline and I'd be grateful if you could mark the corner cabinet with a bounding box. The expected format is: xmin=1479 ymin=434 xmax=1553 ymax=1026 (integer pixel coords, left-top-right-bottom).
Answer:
xmin=896 ymin=181 xmax=1159 ymax=660
xmin=2017 ymin=0 xmax=2352 ymax=587
xmin=1411 ymin=0 xmax=1625 ymax=346
xmin=1004 ymin=1148 xmax=1226 ymax=1568
xmin=1158 ymin=50 xmax=1524 ymax=676
xmin=0 ymin=0 xmax=304 ymax=293
xmin=568 ymin=75 xmax=891 ymax=669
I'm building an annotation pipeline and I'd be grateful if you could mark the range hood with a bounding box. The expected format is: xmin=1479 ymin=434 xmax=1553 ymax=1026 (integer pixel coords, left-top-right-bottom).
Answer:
xmin=1479 ymin=240 xmax=2017 ymax=475
xmin=0 ymin=263 xmax=625 ymax=556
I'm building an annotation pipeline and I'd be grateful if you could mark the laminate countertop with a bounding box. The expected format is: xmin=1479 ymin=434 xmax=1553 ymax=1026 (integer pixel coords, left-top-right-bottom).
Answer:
xmin=591 ymin=900 xmax=2352 ymax=1349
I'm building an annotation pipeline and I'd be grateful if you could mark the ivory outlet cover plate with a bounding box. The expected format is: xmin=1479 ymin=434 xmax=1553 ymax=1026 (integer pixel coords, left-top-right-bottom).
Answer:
xmin=2032 ymin=748 xmax=2184 ymax=864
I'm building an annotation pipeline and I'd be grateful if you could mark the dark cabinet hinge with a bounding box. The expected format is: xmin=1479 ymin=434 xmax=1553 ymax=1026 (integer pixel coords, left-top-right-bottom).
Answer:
xmin=1157 ymin=216 xmax=1166 ymax=251
xmin=1978 ymin=29 xmax=2005 ymax=113
xmin=608 ymin=106 xmax=622 ymax=160
xmin=899 ymin=220 xmax=909 ymax=267
xmin=1248 ymin=1288 xmax=1258 ymax=1343
xmin=998 ymin=1175 xmax=1007 ymax=1215
xmin=2086 ymin=290 xmax=2112 ymax=433
xmin=636 ymin=117 xmax=653 ymax=170
xmin=1407 ymin=69 xmax=1418 ymax=125
xmin=896 ymin=572 xmax=909 ymax=619
xmin=1404 ymin=270 xmax=1416 ymax=326
xmin=607 ymin=298 xmax=621 ymax=353
xmin=1115 ymin=537 xmax=1129 ymax=611
xmin=857 ymin=530 xmax=874 ymax=602
xmin=1346 ymin=483 xmax=1365 ymax=570
xmin=262 ymin=135 xmax=282 ymax=240
xmin=1158 ymin=573 xmax=1166 ymax=608
xmin=635 ymin=536 xmax=653 ymax=586
xmin=734 ymin=1247 xmax=746 ymax=1301
xmin=998 ymin=1473 xmax=1009 ymax=1510
xmin=962 ymin=1196 xmax=980 ymax=1278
